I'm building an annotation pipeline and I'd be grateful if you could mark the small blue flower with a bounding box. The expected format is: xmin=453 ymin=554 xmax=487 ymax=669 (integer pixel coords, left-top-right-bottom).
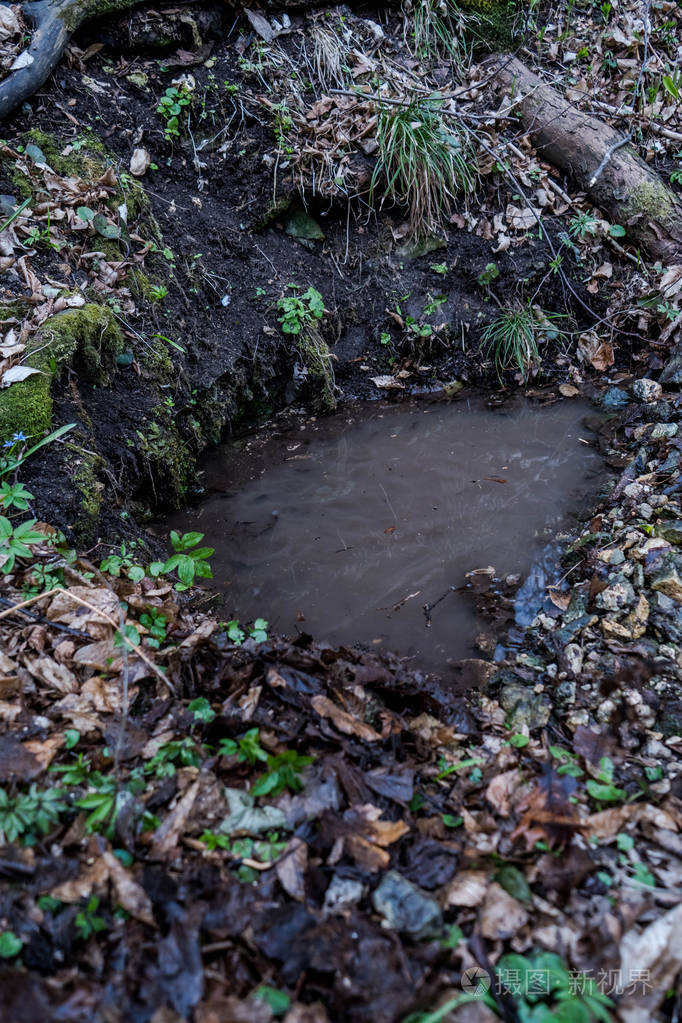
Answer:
xmin=2 ymin=439 xmax=14 ymax=449
xmin=12 ymin=432 xmax=27 ymax=442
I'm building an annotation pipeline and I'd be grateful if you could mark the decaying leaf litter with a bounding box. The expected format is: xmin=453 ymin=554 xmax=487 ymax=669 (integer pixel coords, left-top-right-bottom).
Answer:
xmin=0 ymin=0 xmax=681 ymax=1019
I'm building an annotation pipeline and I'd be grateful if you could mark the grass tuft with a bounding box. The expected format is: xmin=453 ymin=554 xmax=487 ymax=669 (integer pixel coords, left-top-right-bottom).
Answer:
xmin=482 ymin=305 xmax=568 ymax=381
xmin=370 ymin=100 xmax=475 ymax=239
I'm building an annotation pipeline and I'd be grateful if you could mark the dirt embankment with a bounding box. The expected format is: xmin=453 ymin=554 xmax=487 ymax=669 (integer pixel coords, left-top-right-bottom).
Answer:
xmin=0 ymin=1 xmax=610 ymax=545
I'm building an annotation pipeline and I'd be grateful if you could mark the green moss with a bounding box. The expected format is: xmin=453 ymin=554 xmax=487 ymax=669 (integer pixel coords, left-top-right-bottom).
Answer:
xmin=0 ymin=374 xmax=53 ymax=441
xmin=0 ymin=304 xmax=123 ymax=441
xmin=456 ymin=0 xmax=518 ymax=47
xmin=135 ymin=411 xmax=192 ymax=503
xmin=297 ymin=327 xmax=337 ymax=411
xmin=622 ymin=180 xmax=674 ymax=222
xmin=38 ymin=304 xmax=124 ymax=384
xmin=70 ymin=447 xmax=105 ymax=544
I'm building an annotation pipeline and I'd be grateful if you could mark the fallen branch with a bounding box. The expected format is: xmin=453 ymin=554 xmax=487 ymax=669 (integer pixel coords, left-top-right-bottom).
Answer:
xmin=491 ymin=55 xmax=682 ymax=263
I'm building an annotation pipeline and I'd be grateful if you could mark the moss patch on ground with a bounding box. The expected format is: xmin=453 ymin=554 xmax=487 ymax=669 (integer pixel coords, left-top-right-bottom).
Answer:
xmin=0 ymin=304 xmax=124 ymax=442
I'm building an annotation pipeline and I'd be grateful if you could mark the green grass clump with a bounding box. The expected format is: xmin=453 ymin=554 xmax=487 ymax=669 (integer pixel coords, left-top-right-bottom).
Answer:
xmin=370 ymin=100 xmax=475 ymax=239
xmin=482 ymin=305 xmax=568 ymax=381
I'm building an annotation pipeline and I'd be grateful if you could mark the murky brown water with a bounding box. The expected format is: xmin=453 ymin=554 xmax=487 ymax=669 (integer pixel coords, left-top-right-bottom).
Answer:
xmin=170 ymin=397 xmax=602 ymax=673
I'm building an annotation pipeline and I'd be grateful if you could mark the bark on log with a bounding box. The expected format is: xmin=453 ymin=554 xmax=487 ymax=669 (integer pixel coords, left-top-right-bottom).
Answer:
xmin=492 ymin=55 xmax=682 ymax=263
xmin=0 ymin=0 xmax=145 ymax=120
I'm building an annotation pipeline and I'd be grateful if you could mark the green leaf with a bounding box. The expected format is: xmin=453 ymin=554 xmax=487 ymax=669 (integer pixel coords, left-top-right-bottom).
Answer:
xmin=253 ymin=986 xmax=291 ymax=1016
xmin=608 ymin=223 xmax=626 ymax=237
xmin=586 ymin=780 xmax=626 ymax=802
xmin=76 ymin=206 xmax=95 ymax=222
xmin=509 ymin=733 xmax=529 ymax=748
xmin=64 ymin=729 xmax=80 ymax=750
xmin=187 ymin=697 xmax=215 ymax=724
xmin=0 ymin=931 xmax=22 ymax=958
xmin=92 ymin=213 xmax=121 ymax=239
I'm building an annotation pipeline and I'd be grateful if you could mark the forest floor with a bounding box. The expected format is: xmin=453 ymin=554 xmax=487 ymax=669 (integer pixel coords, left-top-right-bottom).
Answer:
xmin=0 ymin=0 xmax=681 ymax=1020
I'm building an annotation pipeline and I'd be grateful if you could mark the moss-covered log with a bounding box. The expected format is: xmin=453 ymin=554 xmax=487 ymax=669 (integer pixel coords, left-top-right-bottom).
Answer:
xmin=492 ymin=55 xmax=682 ymax=263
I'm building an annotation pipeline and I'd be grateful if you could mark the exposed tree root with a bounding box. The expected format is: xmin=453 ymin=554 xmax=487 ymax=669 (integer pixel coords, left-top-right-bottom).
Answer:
xmin=0 ymin=0 xmax=147 ymax=120
xmin=491 ymin=54 xmax=682 ymax=263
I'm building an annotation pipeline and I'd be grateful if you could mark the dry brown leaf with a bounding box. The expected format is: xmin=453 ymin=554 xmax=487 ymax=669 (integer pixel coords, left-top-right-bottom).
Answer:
xmin=365 ymin=818 xmax=409 ymax=847
xmin=442 ymin=870 xmax=489 ymax=908
xmin=23 ymin=655 xmax=78 ymax=694
xmin=479 ymin=882 xmax=529 ymax=940
xmin=618 ymin=903 xmax=682 ymax=1023
xmin=485 ymin=769 xmax=523 ymax=817
xmin=345 ymin=833 xmax=390 ymax=871
xmin=102 ymin=851 xmax=155 ymax=925
xmin=311 ymin=695 xmax=382 ymax=741
xmin=50 ymin=858 xmax=109 ymax=902
xmin=276 ymin=837 xmax=308 ymax=901
xmin=151 ymin=778 xmax=200 ymax=856
xmin=23 ymin=734 xmax=63 ymax=769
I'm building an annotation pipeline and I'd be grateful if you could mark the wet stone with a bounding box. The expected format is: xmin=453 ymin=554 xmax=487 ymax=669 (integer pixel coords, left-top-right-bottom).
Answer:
xmin=600 ymin=387 xmax=630 ymax=410
xmin=596 ymin=576 xmax=636 ymax=611
xmin=563 ymin=643 xmax=584 ymax=676
xmin=660 ymin=521 xmax=682 ymax=545
xmin=651 ymin=555 xmax=682 ymax=603
xmin=633 ymin=378 xmax=663 ymax=403
xmin=651 ymin=423 xmax=678 ymax=440
xmin=499 ymin=683 xmax=550 ymax=731
xmin=371 ymin=870 xmax=442 ymax=938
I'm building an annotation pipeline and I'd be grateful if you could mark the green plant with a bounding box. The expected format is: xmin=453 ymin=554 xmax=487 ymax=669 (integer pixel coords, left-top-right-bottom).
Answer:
xmin=150 ymin=530 xmax=214 ymax=590
xmin=482 ymin=305 xmax=567 ymax=381
xmin=0 ymin=931 xmax=22 ymax=958
xmin=156 ymin=83 xmax=193 ymax=140
xmin=568 ymin=210 xmax=598 ymax=240
xmin=0 ymin=784 xmax=67 ymax=844
xmin=219 ymin=727 xmax=269 ymax=765
xmin=549 ymin=745 xmax=584 ymax=778
xmin=145 ymin=737 xmax=201 ymax=778
xmin=187 ymin=696 xmax=216 ymax=724
xmin=585 ymin=757 xmax=626 ymax=803
xmin=251 ymin=750 xmax=314 ymax=797
xmin=149 ymin=284 xmax=169 ymax=302
xmin=100 ymin=541 xmax=147 ymax=582
xmin=222 ymin=618 xmax=269 ymax=645
xmin=140 ymin=608 xmax=168 ymax=648
xmin=370 ymin=98 xmax=475 ymax=238
xmin=0 ymin=480 xmax=33 ymax=511
xmin=75 ymin=896 xmax=107 ymax=940
xmin=0 ymin=517 xmax=48 ymax=574
xmin=276 ymin=286 xmax=335 ymax=409
xmin=495 ymin=950 xmax=613 ymax=1022
xmin=277 ymin=286 xmax=324 ymax=335
xmin=478 ymin=262 xmax=499 ymax=287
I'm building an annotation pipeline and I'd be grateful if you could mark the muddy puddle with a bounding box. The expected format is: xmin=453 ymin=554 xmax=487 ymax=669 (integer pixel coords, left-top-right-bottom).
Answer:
xmin=170 ymin=397 xmax=603 ymax=674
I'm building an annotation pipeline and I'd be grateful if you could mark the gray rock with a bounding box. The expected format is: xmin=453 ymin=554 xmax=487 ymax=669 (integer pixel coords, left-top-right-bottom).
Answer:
xmin=596 ymin=576 xmax=636 ymax=610
xmin=563 ymin=643 xmax=584 ymax=676
xmin=660 ymin=340 xmax=682 ymax=385
xmin=633 ymin=378 xmax=662 ymax=402
xmin=600 ymin=386 xmax=630 ymax=410
xmin=324 ymin=876 xmax=365 ymax=915
xmin=499 ymin=683 xmax=551 ymax=730
xmin=651 ymin=555 xmax=682 ymax=603
xmin=651 ymin=422 xmax=678 ymax=440
xmin=371 ymin=871 xmax=442 ymax=938
xmin=660 ymin=521 xmax=682 ymax=545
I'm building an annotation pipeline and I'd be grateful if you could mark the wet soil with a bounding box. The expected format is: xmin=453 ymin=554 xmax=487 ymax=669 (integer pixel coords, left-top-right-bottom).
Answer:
xmin=168 ymin=395 xmax=603 ymax=674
